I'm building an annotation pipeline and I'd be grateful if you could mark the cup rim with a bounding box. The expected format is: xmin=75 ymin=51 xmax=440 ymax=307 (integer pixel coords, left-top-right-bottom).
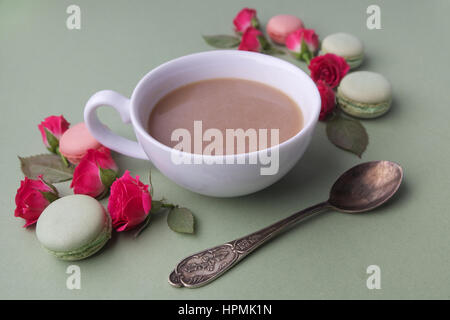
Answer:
xmin=130 ymin=50 xmax=321 ymax=160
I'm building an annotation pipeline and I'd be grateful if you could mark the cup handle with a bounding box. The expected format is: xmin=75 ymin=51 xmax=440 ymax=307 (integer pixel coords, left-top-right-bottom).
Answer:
xmin=84 ymin=90 xmax=148 ymax=160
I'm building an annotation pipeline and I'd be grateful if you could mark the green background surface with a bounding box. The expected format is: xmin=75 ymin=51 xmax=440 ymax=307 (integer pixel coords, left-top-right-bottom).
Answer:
xmin=1 ymin=0 xmax=449 ymax=299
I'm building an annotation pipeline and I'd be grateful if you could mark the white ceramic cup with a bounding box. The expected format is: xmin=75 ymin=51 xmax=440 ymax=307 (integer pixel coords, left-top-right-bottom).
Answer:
xmin=84 ymin=50 xmax=320 ymax=197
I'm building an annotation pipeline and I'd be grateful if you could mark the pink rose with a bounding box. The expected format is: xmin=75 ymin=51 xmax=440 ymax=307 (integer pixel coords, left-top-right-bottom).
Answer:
xmin=14 ymin=175 xmax=59 ymax=227
xmin=70 ymin=148 xmax=118 ymax=198
xmin=308 ymin=53 xmax=350 ymax=88
xmin=285 ymin=28 xmax=319 ymax=62
xmin=38 ymin=115 xmax=70 ymax=153
xmin=108 ymin=170 xmax=151 ymax=232
xmin=238 ymin=27 xmax=265 ymax=52
xmin=316 ymin=81 xmax=336 ymax=121
xmin=233 ymin=8 xmax=259 ymax=33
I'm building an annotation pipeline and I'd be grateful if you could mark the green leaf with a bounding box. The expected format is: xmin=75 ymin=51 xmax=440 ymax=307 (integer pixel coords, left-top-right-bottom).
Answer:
xmin=150 ymin=200 xmax=163 ymax=213
xmin=148 ymin=169 xmax=154 ymax=197
xmin=134 ymin=199 xmax=178 ymax=238
xmin=99 ymin=167 xmax=117 ymax=188
xmin=167 ymin=207 xmax=195 ymax=234
xmin=57 ymin=148 xmax=70 ymax=167
xmin=263 ymin=46 xmax=285 ymax=55
xmin=299 ymin=40 xmax=312 ymax=63
xmin=202 ymin=35 xmax=240 ymax=48
xmin=19 ymin=154 xmax=74 ymax=183
xmin=258 ymin=34 xmax=285 ymax=55
xmin=44 ymin=128 xmax=59 ymax=154
xmin=301 ymin=39 xmax=308 ymax=54
xmin=326 ymin=114 xmax=368 ymax=157
xmin=134 ymin=214 xmax=151 ymax=238
xmin=251 ymin=17 xmax=260 ymax=29
xmin=96 ymin=188 xmax=109 ymax=200
xmin=40 ymin=190 xmax=59 ymax=203
xmin=257 ymin=35 xmax=271 ymax=51
xmin=40 ymin=177 xmax=59 ymax=194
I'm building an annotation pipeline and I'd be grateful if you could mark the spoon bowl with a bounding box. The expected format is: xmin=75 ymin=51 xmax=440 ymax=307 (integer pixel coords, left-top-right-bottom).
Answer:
xmin=328 ymin=161 xmax=403 ymax=213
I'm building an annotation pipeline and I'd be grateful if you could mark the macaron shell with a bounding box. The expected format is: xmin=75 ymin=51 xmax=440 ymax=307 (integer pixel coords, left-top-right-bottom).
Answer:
xmin=321 ymin=49 xmax=363 ymax=69
xmin=322 ymin=33 xmax=364 ymax=58
xmin=337 ymin=94 xmax=391 ymax=119
xmin=36 ymin=195 xmax=107 ymax=252
xmin=266 ymin=14 xmax=304 ymax=44
xmin=48 ymin=213 xmax=112 ymax=261
xmin=343 ymin=55 xmax=364 ymax=69
xmin=338 ymin=71 xmax=392 ymax=104
xmin=59 ymin=122 xmax=102 ymax=160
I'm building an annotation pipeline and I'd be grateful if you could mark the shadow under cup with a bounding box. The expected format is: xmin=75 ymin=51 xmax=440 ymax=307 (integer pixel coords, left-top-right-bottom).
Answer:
xmin=93 ymin=51 xmax=321 ymax=197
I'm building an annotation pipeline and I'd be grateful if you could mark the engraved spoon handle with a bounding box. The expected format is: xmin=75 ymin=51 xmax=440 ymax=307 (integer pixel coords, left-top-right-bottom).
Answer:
xmin=169 ymin=201 xmax=330 ymax=288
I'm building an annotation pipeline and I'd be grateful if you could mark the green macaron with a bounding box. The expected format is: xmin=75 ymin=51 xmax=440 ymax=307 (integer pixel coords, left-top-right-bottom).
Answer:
xmin=321 ymin=32 xmax=364 ymax=69
xmin=337 ymin=71 xmax=392 ymax=119
xmin=36 ymin=194 xmax=111 ymax=261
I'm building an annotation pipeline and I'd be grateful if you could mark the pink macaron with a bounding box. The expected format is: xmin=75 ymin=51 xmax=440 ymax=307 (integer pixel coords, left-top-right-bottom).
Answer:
xmin=266 ymin=14 xmax=304 ymax=45
xmin=59 ymin=122 xmax=103 ymax=164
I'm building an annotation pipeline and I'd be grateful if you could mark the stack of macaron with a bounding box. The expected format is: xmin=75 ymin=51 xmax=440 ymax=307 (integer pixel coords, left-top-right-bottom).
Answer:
xmin=265 ymin=14 xmax=392 ymax=118
xmin=319 ymin=32 xmax=392 ymax=118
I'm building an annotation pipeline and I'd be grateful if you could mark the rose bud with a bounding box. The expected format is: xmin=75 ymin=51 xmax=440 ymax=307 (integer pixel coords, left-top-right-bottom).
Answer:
xmin=233 ymin=8 xmax=259 ymax=33
xmin=70 ymin=148 xmax=118 ymax=199
xmin=38 ymin=115 xmax=70 ymax=154
xmin=285 ymin=28 xmax=319 ymax=63
xmin=14 ymin=175 xmax=59 ymax=227
xmin=316 ymin=81 xmax=336 ymax=121
xmin=238 ymin=27 xmax=269 ymax=52
xmin=308 ymin=53 xmax=350 ymax=88
xmin=108 ymin=170 xmax=151 ymax=232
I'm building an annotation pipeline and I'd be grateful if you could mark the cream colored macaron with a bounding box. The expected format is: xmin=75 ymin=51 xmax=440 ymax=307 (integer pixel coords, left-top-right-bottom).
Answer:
xmin=36 ymin=195 xmax=111 ymax=261
xmin=337 ymin=71 xmax=392 ymax=119
xmin=321 ymin=33 xmax=364 ymax=69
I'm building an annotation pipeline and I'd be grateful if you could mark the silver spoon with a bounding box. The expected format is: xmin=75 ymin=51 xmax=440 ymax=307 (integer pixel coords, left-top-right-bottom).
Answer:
xmin=168 ymin=160 xmax=403 ymax=288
